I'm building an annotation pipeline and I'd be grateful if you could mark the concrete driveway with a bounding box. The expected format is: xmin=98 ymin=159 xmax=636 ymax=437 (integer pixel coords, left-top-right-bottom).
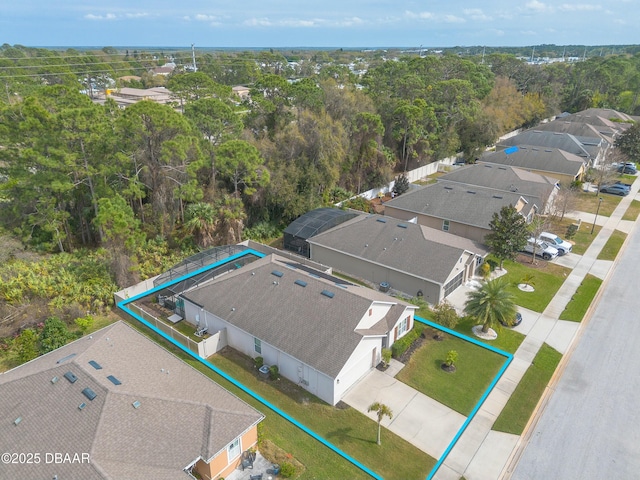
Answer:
xmin=342 ymin=360 xmax=466 ymax=458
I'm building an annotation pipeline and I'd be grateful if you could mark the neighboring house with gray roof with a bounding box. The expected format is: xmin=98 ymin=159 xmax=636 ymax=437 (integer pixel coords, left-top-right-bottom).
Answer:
xmin=439 ymin=163 xmax=559 ymax=202
xmin=307 ymin=213 xmax=489 ymax=305
xmin=497 ymin=130 xmax=604 ymax=166
xmin=479 ymin=146 xmax=587 ymax=185
xmin=180 ymin=254 xmax=417 ymax=406
xmin=532 ymin=119 xmax=616 ymax=146
xmin=0 ymin=321 xmax=263 ymax=480
xmin=384 ymin=181 xmax=542 ymax=244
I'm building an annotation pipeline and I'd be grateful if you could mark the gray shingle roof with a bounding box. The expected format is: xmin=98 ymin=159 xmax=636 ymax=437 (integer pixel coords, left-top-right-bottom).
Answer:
xmin=439 ymin=163 xmax=557 ymax=199
xmin=182 ymin=254 xmax=411 ymax=378
xmin=384 ymin=182 xmax=539 ymax=229
xmin=0 ymin=321 xmax=263 ymax=480
xmin=532 ymin=120 xmax=615 ymax=144
xmin=307 ymin=214 xmax=488 ymax=285
xmin=498 ymin=130 xmax=593 ymax=159
xmin=480 ymin=146 xmax=585 ymax=177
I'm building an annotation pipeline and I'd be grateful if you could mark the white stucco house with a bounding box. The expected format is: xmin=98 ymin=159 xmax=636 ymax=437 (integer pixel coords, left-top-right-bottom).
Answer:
xmin=180 ymin=254 xmax=417 ymax=406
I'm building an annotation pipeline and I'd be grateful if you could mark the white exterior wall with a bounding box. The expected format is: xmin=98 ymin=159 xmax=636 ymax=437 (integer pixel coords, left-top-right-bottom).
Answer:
xmin=389 ymin=307 xmax=416 ymax=347
xmin=182 ymin=297 xmax=338 ymax=405
xmin=334 ymin=336 xmax=383 ymax=403
xmin=356 ymin=302 xmax=395 ymax=330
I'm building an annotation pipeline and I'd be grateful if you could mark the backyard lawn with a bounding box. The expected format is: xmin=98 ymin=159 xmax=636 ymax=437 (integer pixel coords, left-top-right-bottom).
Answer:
xmin=622 ymin=200 xmax=640 ymax=221
xmin=489 ymin=258 xmax=570 ymax=313
xmin=559 ymin=274 xmax=603 ymax=322
xmin=209 ymin=347 xmax=436 ymax=480
xmin=396 ymin=325 xmax=509 ymax=416
xmin=493 ymin=343 xmax=562 ymax=435
xmin=597 ymin=230 xmax=627 ymax=261
xmin=453 ymin=316 xmax=525 ymax=354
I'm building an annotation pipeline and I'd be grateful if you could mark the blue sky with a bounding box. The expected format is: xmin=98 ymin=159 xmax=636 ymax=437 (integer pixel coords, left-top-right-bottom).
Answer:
xmin=2 ymin=1 xmax=637 ymax=48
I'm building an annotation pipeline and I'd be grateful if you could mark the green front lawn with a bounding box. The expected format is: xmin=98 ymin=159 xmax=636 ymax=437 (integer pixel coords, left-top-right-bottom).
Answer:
xmin=489 ymin=258 xmax=569 ymax=313
xmin=597 ymin=230 xmax=627 ymax=261
xmin=559 ymin=274 xmax=603 ymax=322
xmin=577 ymin=191 xmax=621 ymax=217
xmin=622 ymin=200 xmax=640 ymax=221
xmin=210 ymin=347 xmax=435 ymax=480
xmin=395 ymin=326 xmax=508 ymax=416
xmin=493 ymin=343 xmax=562 ymax=435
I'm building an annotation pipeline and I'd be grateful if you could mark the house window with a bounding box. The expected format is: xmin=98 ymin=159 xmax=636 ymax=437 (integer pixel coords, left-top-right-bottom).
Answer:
xmin=397 ymin=317 xmax=408 ymax=337
xmin=254 ymin=338 xmax=261 ymax=354
xmin=227 ymin=438 xmax=241 ymax=461
xmin=443 ymin=219 xmax=450 ymax=232
xmin=369 ymin=308 xmax=372 ymax=316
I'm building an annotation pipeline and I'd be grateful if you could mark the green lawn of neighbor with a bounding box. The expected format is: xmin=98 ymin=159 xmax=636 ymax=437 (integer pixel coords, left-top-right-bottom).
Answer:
xmin=597 ymin=229 xmax=627 ymax=261
xmin=559 ymin=274 xmax=603 ymax=322
xmin=453 ymin=316 xmax=526 ymax=354
xmin=489 ymin=258 xmax=570 ymax=313
xmin=623 ymin=200 xmax=640 ymax=221
xmin=396 ymin=326 xmax=508 ymax=416
xmin=493 ymin=343 xmax=562 ymax=435
xmin=577 ymin=191 xmax=621 ymax=217
xmin=546 ymin=217 xmax=600 ymax=256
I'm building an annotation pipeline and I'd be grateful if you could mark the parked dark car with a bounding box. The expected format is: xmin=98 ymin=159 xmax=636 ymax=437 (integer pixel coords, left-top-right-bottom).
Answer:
xmin=499 ymin=312 xmax=523 ymax=327
xmin=600 ymin=184 xmax=630 ymax=196
xmin=617 ymin=163 xmax=637 ymax=174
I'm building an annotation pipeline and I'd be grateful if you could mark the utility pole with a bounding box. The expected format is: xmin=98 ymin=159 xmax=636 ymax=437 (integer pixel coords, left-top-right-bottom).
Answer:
xmin=191 ymin=44 xmax=197 ymax=72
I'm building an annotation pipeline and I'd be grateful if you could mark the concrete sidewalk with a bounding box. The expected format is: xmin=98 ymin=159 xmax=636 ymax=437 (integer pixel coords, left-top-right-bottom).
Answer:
xmin=433 ymin=181 xmax=640 ymax=479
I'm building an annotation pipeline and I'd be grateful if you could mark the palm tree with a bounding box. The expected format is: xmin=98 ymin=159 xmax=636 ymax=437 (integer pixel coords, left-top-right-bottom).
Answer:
xmin=464 ymin=277 xmax=517 ymax=334
xmin=184 ymin=202 xmax=216 ymax=248
xmin=368 ymin=402 xmax=393 ymax=445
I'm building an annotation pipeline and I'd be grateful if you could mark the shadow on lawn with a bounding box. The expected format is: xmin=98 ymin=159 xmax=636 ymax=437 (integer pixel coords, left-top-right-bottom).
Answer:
xmin=325 ymin=426 xmax=376 ymax=445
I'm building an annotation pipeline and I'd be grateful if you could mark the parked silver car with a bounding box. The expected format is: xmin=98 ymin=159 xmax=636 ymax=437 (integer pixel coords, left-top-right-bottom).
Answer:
xmin=522 ymin=238 xmax=559 ymax=260
xmin=539 ymin=232 xmax=572 ymax=255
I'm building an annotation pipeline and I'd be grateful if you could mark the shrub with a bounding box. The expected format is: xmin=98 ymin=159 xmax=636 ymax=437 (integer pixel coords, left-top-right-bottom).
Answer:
xmin=480 ymin=262 xmax=491 ymax=279
xmin=432 ymin=301 xmax=459 ymax=329
xmin=279 ymin=462 xmax=296 ymax=478
xmin=268 ymin=365 xmax=279 ymax=380
xmin=445 ymin=350 xmax=458 ymax=367
xmin=391 ymin=324 xmax=425 ymax=358
xmin=393 ymin=173 xmax=410 ymax=196
xmin=381 ymin=348 xmax=392 ymax=366
xmin=253 ymin=356 xmax=264 ymax=369
xmin=486 ymin=258 xmax=498 ymax=271
xmin=566 ymin=223 xmax=579 ymax=240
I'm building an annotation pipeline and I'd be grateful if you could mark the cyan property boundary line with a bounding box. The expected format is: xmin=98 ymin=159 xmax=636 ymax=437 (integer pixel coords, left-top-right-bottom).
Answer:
xmin=117 ymin=248 xmax=382 ymax=480
xmin=117 ymin=249 xmax=513 ymax=480
xmin=414 ymin=317 xmax=513 ymax=480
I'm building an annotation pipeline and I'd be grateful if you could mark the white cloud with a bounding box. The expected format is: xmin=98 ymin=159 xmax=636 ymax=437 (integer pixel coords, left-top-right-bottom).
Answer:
xmin=125 ymin=13 xmax=148 ymax=19
xmin=557 ymin=3 xmax=602 ymax=12
xmin=194 ymin=14 xmax=219 ymax=22
xmin=526 ymin=1 xmax=551 ymax=13
xmin=243 ymin=17 xmax=274 ymax=27
xmin=464 ymin=9 xmax=491 ymax=21
xmin=84 ymin=13 xmax=117 ymax=21
xmin=405 ymin=10 xmax=435 ymax=20
xmin=443 ymin=15 xmax=465 ymax=24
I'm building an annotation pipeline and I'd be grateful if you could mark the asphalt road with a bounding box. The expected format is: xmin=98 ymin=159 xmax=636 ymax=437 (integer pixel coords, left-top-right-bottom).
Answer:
xmin=511 ymin=224 xmax=640 ymax=479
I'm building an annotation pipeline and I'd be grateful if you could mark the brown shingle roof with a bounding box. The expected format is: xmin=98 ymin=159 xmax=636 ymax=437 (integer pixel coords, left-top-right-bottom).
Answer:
xmin=0 ymin=321 xmax=263 ymax=480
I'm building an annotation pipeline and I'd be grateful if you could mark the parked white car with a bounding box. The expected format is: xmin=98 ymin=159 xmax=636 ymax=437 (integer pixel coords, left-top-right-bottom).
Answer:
xmin=539 ymin=232 xmax=572 ymax=256
xmin=522 ymin=238 xmax=559 ymax=260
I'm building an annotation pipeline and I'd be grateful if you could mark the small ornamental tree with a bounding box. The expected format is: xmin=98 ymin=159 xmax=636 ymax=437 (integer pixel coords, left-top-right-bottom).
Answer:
xmin=368 ymin=402 xmax=393 ymax=445
xmin=432 ymin=300 xmax=459 ymax=329
xmin=393 ymin=173 xmax=410 ymax=196
xmin=485 ymin=205 xmax=529 ymax=269
xmin=615 ymin=122 xmax=640 ymax=163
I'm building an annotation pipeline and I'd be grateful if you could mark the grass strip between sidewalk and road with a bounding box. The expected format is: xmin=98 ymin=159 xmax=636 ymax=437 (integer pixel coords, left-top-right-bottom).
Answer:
xmin=492 ymin=343 xmax=562 ymax=435
xmin=559 ymin=274 xmax=603 ymax=322
xmin=597 ymin=229 xmax=627 ymax=261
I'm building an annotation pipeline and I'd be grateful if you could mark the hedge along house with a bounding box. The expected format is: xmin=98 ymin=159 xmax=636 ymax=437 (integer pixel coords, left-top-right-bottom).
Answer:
xmin=180 ymin=254 xmax=417 ymax=406
xmin=0 ymin=321 xmax=264 ymax=480
xmin=306 ymin=214 xmax=489 ymax=305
